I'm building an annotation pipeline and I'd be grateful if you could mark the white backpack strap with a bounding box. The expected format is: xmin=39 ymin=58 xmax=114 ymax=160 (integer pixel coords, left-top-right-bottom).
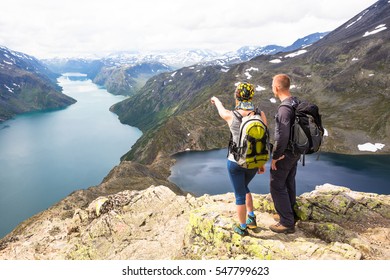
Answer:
xmin=233 ymin=110 xmax=243 ymax=120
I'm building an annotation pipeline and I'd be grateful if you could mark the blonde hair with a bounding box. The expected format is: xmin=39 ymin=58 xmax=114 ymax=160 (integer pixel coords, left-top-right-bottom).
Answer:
xmin=273 ymin=74 xmax=291 ymax=91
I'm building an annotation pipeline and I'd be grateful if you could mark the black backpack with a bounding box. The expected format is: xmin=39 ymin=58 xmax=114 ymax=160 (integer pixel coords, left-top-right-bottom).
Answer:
xmin=281 ymin=99 xmax=324 ymax=165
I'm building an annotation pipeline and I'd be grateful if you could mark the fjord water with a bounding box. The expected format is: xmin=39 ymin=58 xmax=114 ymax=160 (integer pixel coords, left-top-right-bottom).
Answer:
xmin=0 ymin=74 xmax=141 ymax=238
xmin=169 ymin=149 xmax=390 ymax=196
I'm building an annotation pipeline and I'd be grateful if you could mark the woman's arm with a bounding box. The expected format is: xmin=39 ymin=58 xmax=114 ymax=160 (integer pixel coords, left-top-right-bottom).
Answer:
xmin=211 ymin=96 xmax=233 ymax=125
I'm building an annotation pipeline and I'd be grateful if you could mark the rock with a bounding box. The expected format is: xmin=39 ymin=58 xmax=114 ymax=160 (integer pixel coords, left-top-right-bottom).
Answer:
xmin=295 ymin=184 xmax=390 ymax=230
xmin=66 ymin=186 xmax=190 ymax=260
xmin=0 ymin=186 xmax=190 ymax=260
xmin=184 ymin=193 xmax=362 ymax=260
xmin=0 ymin=184 xmax=389 ymax=260
xmin=184 ymin=184 xmax=390 ymax=260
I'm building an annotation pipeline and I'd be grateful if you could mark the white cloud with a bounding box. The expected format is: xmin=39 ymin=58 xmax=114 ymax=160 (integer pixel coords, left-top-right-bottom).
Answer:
xmin=0 ymin=0 xmax=378 ymax=58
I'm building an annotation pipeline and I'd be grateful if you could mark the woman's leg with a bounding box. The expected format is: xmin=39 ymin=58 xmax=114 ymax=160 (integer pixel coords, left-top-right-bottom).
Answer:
xmin=244 ymin=168 xmax=257 ymax=215
xmin=236 ymin=204 xmax=247 ymax=225
xmin=227 ymin=161 xmax=247 ymax=225
xmin=246 ymin=193 xmax=253 ymax=214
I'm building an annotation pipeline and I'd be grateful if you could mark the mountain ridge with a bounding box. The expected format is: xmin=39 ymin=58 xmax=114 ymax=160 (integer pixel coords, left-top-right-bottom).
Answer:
xmin=41 ymin=32 xmax=327 ymax=97
xmin=0 ymin=46 xmax=76 ymax=122
xmin=43 ymin=31 xmax=329 ymax=72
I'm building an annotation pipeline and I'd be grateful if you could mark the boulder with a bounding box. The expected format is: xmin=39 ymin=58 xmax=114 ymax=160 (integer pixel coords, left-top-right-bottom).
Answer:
xmin=0 ymin=184 xmax=389 ymax=260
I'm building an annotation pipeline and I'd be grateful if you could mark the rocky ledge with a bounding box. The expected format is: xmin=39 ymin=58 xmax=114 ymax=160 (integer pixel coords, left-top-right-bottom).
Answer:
xmin=0 ymin=184 xmax=389 ymax=260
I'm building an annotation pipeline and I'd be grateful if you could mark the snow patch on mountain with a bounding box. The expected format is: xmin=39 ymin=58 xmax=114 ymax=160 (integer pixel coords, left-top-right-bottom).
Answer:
xmin=285 ymin=50 xmax=307 ymax=58
xmin=346 ymin=9 xmax=370 ymax=29
xmin=255 ymin=85 xmax=266 ymax=91
xmin=358 ymin=143 xmax=385 ymax=152
xmin=270 ymin=59 xmax=282 ymax=64
xmin=363 ymin=24 xmax=387 ymax=37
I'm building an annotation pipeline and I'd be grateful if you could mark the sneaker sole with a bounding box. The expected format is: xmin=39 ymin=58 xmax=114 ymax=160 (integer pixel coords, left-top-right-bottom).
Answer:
xmin=284 ymin=228 xmax=295 ymax=234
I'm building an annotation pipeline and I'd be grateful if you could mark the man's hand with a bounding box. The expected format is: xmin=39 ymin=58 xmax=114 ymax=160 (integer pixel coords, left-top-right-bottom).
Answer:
xmin=271 ymin=155 xmax=285 ymax=170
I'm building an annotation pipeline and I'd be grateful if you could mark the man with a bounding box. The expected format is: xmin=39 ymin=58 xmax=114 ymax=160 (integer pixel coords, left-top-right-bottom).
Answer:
xmin=269 ymin=74 xmax=300 ymax=234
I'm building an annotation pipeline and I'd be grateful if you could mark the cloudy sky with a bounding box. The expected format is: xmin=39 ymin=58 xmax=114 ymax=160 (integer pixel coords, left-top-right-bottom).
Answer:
xmin=0 ymin=0 xmax=379 ymax=58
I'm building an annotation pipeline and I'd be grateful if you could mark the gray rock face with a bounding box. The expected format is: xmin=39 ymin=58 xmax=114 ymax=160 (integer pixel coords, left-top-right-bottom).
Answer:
xmin=185 ymin=184 xmax=390 ymax=260
xmin=0 ymin=184 xmax=389 ymax=260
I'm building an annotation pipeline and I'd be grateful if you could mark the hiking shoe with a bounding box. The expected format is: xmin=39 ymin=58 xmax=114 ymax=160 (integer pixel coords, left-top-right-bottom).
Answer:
xmin=233 ymin=224 xmax=249 ymax=236
xmin=269 ymin=222 xmax=295 ymax=234
xmin=246 ymin=214 xmax=257 ymax=229
xmin=273 ymin=213 xmax=300 ymax=223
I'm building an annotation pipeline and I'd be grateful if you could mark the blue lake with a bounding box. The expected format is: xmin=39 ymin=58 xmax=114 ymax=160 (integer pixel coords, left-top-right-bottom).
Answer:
xmin=169 ymin=149 xmax=390 ymax=196
xmin=0 ymin=74 xmax=142 ymax=238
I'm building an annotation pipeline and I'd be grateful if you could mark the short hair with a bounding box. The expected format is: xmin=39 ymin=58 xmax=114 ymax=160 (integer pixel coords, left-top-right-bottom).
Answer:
xmin=273 ymin=74 xmax=291 ymax=90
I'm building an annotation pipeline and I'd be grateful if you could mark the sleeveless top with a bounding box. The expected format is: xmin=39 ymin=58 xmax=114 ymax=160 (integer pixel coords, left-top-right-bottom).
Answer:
xmin=227 ymin=111 xmax=245 ymax=162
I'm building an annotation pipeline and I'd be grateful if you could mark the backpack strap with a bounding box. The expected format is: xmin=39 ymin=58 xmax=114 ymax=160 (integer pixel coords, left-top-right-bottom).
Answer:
xmin=227 ymin=111 xmax=241 ymax=158
xmin=278 ymin=97 xmax=299 ymax=111
xmin=276 ymin=98 xmax=298 ymax=154
xmin=233 ymin=110 xmax=243 ymax=120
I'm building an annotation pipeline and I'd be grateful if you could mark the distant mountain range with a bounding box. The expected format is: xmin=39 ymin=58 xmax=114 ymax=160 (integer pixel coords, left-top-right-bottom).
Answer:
xmin=1 ymin=30 xmax=326 ymax=120
xmin=44 ymin=32 xmax=328 ymax=70
xmin=0 ymin=46 xmax=75 ymax=122
xmin=42 ymin=32 xmax=328 ymax=96
xmin=110 ymin=0 xmax=390 ymax=169
xmin=99 ymin=32 xmax=329 ymax=68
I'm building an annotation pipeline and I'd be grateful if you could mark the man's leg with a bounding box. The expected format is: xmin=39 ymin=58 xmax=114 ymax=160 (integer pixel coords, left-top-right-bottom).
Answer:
xmin=270 ymin=156 xmax=297 ymax=228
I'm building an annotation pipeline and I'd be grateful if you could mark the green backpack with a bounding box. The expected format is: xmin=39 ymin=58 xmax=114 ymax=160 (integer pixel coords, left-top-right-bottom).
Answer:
xmin=228 ymin=109 xmax=271 ymax=169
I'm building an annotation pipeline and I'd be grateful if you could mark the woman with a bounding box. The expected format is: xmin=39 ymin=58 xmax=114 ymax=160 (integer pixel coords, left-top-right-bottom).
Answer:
xmin=210 ymin=82 xmax=267 ymax=236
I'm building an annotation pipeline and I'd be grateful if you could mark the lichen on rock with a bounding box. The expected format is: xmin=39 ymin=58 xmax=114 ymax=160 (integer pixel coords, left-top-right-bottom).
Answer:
xmin=184 ymin=184 xmax=390 ymax=260
xmin=0 ymin=184 xmax=389 ymax=260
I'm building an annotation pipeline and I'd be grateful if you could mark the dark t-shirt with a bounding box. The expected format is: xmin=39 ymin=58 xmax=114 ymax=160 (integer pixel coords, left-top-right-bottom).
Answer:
xmin=272 ymin=97 xmax=298 ymax=159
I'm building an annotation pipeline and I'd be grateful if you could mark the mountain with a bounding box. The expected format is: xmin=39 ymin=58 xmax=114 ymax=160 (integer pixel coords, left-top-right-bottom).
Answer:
xmin=41 ymin=32 xmax=326 ymax=97
xmin=209 ymin=32 xmax=329 ymax=66
xmin=42 ymin=58 xmax=105 ymax=80
xmin=99 ymin=32 xmax=328 ymax=68
xmin=93 ymin=62 xmax=172 ymax=96
xmin=111 ymin=0 xmax=390 ymax=169
xmin=237 ymin=45 xmax=285 ymax=60
xmin=43 ymin=57 xmax=172 ymax=96
xmin=283 ymin=32 xmax=329 ymax=52
xmin=104 ymin=49 xmax=220 ymax=69
xmin=0 ymin=46 xmax=76 ymax=122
